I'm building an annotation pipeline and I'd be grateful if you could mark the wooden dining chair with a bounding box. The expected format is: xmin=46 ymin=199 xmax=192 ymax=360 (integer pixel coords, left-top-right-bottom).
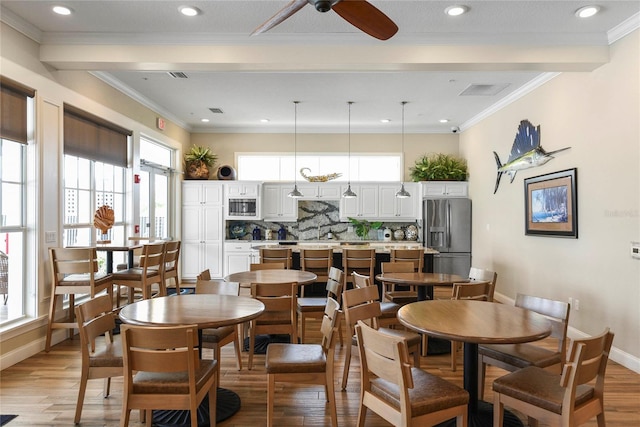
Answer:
xmin=248 ymin=282 xmax=298 ymax=370
xmin=249 ymin=262 xmax=285 ymax=271
xmin=355 ymin=321 xmax=469 ymax=426
xmin=196 ymin=277 xmax=243 ymax=374
xmin=265 ymin=297 xmax=342 ymax=427
xmin=342 ymin=248 xmax=375 ymax=289
xmin=73 ymin=294 xmax=123 ymax=424
xmin=296 ymin=266 xmax=343 ymax=343
xmin=259 ymin=247 xmax=292 ymax=269
xmin=449 ymin=281 xmax=494 ymax=372
xmin=162 ymin=240 xmax=181 ymax=295
xmin=340 ymin=284 xmax=420 ymax=391
xmin=120 ymin=324 xmax=217 ymax=427
xmin=299 ymin=248 xmax=333 ymax=297
xmin=493 ymin=328 xmax=614 ymax=427
xmin=380 ymin=261 xmax=416 ymax=305
xmin=46 ymin=247 xmax=113 ymax=352
xmin=468 ymin=267 xmax=498 ymax=300
xmin=112 ymin=242 xmax=166 ymax=304
xmin=478 ymin=293 xmax=570 ymax=399
xmin=352 ymin=271 xmax=400 ymax=328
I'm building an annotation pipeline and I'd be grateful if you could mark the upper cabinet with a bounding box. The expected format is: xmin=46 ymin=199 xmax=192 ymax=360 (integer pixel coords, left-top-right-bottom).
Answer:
xmin=421 ymin=181 xmax=468 ymax=198
xmin=296 ymin=183 xmax=341 ymax=200
xmin=378 ymin=183 xmax=420 ymax=220
xmin=225 ymin=181 xmax=260 ymax=198
xmin=182 ymin=180 xmax=223 ymax=206
xmin=262 ymin=184 xmax=298 ymax=222
xmin=339 ymin=184 xmax=379 ymax=219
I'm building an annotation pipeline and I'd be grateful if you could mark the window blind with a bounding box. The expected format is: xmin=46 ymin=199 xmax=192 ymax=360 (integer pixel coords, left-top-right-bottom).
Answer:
xmin=64 ymin=104 xmax=132 ymax=168
xmin=0 ymin=76 xmax=35 ymax=144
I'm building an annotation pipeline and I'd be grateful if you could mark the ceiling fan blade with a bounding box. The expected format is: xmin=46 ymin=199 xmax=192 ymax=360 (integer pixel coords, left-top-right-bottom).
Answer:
xmin=251 ymin=0 xmax=308 ymax=36
xmin=333 ymin=0 xmax=398 ymax=40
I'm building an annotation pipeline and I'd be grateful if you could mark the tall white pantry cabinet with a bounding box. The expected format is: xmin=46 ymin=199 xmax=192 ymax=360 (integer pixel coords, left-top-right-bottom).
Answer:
xmin=181 ymin=181 xmax=224 ymax=280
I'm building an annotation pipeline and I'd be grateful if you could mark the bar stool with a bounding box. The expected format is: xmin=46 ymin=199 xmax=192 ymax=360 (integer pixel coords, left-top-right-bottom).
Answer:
xmin=341 ymin=248 xmax=375 ymax=290
xmin=259 ymin=247 xmax=292 ymax=269
xmin=299 ymin=248 xmax=333 ymax=297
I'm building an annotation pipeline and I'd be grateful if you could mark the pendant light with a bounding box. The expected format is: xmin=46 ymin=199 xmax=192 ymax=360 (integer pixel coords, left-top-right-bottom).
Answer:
xmin=288 ymin=101 xmax=303 ymax=198
xmin=396 ymin=101 xmax=411 ymax=198
xmin=343 ymin=101 xmax=357 ymax=198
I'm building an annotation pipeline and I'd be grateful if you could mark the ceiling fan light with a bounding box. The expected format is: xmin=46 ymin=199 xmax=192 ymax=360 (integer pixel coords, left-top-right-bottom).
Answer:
xmin=396 ymin=183 xmax=411 ymax=198
xmin=343 ymin=184 xmax=357 ymax=198
xmin=288 ymin=184 xmax=303 ymax=199
xmin=179 ymin=6 xmax=201 ymax=17
xmin=52 ymin=5 xmax=72 ymax=15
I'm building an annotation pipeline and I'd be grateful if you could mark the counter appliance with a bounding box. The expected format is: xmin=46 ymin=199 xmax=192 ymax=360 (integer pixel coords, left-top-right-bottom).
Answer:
xmin=423 ymin=198 xmax=471 ymax=278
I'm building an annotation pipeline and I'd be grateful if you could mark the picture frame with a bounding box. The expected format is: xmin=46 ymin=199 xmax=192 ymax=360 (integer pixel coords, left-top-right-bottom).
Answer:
xmin=524 ymin=168 xmax=578 ymax=238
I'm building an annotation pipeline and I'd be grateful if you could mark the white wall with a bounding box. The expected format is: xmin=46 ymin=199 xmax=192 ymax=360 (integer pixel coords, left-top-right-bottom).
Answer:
xmin=460 ymin=30 xmax=640 ymax=370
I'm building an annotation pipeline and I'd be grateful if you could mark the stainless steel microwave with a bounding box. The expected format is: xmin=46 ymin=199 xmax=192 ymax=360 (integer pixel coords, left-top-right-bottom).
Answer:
xmin=227 ymin=198 xmax=259 ymax=219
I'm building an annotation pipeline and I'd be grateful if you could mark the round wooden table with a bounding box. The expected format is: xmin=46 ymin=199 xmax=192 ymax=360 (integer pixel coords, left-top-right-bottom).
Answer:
xmin=398 ymin=300 xmax=552 ymax=427
xmin=375 ymin=272 xmax=467 ymax=301
xmin=119 ymin=295 xmax=265 ymax=426
xmin=224 ymin=269 xmax=317 ymax=285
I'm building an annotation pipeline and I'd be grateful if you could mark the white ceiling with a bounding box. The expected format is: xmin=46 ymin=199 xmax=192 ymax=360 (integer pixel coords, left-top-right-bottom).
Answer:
xmin=2 ymin=1 xmax=639 ymax=134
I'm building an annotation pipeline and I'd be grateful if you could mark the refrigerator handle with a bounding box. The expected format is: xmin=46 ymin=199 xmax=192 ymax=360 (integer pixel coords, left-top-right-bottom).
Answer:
xmin=445 ymin=201 xmax=451 ymax=248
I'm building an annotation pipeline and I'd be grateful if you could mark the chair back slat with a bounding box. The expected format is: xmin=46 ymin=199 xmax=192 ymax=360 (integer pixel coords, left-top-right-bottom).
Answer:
xmin=122 ymin=324 xmax=199 ymax=373
xmin=319 ymin=297 xmax=342 ymax=352
xmin=196 ymin=279 xmax=240 ymax=296
xmin=51 ymin=247 xmax=99 ymax=275
xmin=516 ymin=293 xmax=571 ymax=360
xmin=390 ymin=249 xmax=423 ymax=272
xmin=250 ymin=262 xmax=285 ymax=271
xmin=260 ymin=248 xmax=292 ymax=269
xmin=452 ymin=281 xmax=493 ymax=301
xmin=563 ymin=329 xmax=614 ymax=387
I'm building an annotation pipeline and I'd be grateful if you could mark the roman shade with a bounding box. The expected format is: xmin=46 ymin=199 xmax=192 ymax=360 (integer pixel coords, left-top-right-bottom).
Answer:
xmin=0 ymin=76 xmax=35 ymax=145
xmin=64 ymin=104 xmax=132 ymax=168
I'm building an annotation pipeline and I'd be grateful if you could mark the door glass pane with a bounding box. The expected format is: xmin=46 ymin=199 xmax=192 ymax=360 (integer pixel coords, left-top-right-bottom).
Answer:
xmin=155 ymin=173 xmax=168 ymax=239
xmin=139 ymin=170 xmax=150 ymax=238
xmin=1 ymin=183 xmax=22 ymax=226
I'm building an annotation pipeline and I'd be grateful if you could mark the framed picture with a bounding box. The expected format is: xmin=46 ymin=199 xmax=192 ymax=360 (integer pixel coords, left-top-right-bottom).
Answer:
xmin=524 ymin=168 xmax=578 ymax=238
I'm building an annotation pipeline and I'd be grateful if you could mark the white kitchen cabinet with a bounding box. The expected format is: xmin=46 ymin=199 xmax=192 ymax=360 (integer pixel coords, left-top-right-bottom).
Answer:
xmin=262 ymin=184 xmax=298 ymax=221
xmin=339 ymin=184 xmax=378 ymax=219
xmin=421 ymin=181 xmax=468 ymax=198
xmin=296 ymin=183 xmax=341 ymax=200
xmin=378 ymin=183 xmax=420 ymax=220
xmin=225 ymin=181 xmax=260 ymax=198
xmin=224 ymin=241 xmax=260 ymax=276
xmin=181 ymin=181 xmax=224 ymax=280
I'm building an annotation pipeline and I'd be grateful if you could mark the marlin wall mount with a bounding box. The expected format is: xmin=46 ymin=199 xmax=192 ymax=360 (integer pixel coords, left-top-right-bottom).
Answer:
xmin=493 ymin=120 xmax=571 ymax=194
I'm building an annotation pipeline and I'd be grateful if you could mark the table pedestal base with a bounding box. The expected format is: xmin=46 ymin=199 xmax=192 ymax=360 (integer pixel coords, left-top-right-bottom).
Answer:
xmin=153 ymin=387 xmax=240 ymax=427
xmin=435 ymin=401 xmax=523 ymax=427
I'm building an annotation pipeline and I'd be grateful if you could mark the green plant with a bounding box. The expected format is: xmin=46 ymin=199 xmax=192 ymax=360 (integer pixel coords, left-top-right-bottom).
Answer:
xmin=348 ymin=217 xmax=383 ymax=239
xmin=185 ymin=145 xmax=217 ymax=167
xmin=410 ymin=153 xmax=468 ymax=181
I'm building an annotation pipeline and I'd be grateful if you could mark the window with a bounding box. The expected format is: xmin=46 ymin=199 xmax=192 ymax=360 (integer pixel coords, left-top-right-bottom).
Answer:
xmin=237 ymin=153 xmax=402 ymax=181
xmin=140 ymin=137 xmax=175 ymax=240
xmin=0 ymin=139 xmax=27 ymax=324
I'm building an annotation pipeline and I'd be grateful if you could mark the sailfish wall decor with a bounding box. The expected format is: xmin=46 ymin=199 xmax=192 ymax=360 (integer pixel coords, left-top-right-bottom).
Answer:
xmin=493 ymin=120 xmax=570 ymax=193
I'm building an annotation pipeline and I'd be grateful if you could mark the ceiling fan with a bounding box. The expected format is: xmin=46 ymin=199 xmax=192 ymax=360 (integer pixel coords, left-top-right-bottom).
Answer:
xmin=252 ymin=0 xmax=398 ymax=40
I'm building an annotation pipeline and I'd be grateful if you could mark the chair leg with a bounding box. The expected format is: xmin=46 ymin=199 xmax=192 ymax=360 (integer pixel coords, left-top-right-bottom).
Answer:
xmin=356 ymin=397 xmax=367 ymax=427
xmin=119 ymin=403 xmax=130 ymax=427
xmin=300 ymin=314 xmax=306 ymax=343
xmin=103 ymin=377 xmax=111 ymax=397
xmin=494 ymin=393 xmax=504 ymax=427
xmin=208 ymin=381 xmax=217 ymax=427
xmin=341 ymin=340 xmax=353 ymax=391
xmin=451 ymin=340 xmax=459 ymax=371
xmin=233 ymin=328 xmax=243 ymax=371
xmin=45 ymin=293 xmax=59 ymax=352
xmin=478 ymin=359 xmax=487 ymax=400
xmin=248 ymin=323 xmax=255 ymax=370
xmin=596 ymin=412 xmax=606 ymax=427
xmin=267 ymin=374 xmax=275 ymax=427
xmin=326 ymin=369 xmax=337 ymax=427
xmin=74 ymin=367 xmax=89 ymax=424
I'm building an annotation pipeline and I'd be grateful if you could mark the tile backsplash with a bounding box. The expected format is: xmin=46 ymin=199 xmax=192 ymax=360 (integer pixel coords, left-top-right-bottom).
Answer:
xmin=226 ymin=200 xmax=419 ymax=242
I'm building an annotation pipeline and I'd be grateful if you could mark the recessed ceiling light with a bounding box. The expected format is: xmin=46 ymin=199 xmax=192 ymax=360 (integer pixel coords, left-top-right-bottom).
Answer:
xmin=52 ymin=5 xmax=72 ymax=15
xmin=200 ymin=118 xmax=210 ymax=123
xmin=575 ymin=5 xmax=600 ymax=18
xmin=439 ymin=119 xmax=450 ymax=123
xmin=380 ymin=119 xmax=391 ymax=123
xmin=179 ymin=6 xmax=201 ymax=17
xmin=445 ymin=5 xmax=468 ymax=16
xmin=260 ymin=119 xmax=270 ymax=123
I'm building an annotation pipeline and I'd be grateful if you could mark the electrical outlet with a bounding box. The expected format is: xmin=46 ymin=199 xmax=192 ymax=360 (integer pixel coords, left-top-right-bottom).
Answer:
xmin=45 ymin=231 xmax=56 ymax=243
xmin=574 ymin=299 xmax=580 ymax=311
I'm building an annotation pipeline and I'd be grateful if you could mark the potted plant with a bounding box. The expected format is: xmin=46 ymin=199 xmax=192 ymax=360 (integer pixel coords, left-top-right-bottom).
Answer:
xmin=348 ymin=217 xmax=383 ymax=240
xmin=184 ymin=145 xmax=217 ymax=180
xmin=409 ymin=153 xmax=468 ymax=181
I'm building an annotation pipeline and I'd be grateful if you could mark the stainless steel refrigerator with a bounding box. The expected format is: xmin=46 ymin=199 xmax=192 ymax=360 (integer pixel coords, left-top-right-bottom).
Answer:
xmin=423 ymin=198 xmax=472 ymax=277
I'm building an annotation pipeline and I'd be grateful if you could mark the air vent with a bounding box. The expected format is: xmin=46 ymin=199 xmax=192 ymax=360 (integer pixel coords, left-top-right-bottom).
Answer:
xmin=167 ymin=72 xmax=188 ymax=79
xmin=209 ymin=108 xmax=224 ymax=114
xmin=459 ymin=83 xmax=509 ymax=96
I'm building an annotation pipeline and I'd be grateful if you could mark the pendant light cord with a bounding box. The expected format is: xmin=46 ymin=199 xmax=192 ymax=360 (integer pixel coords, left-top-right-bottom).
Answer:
xmin=348 ymin=101 xmax=352 ymax=185
xmin=401 ymin=101 xmax=406 ymax=185
xmin=294 ymin=101 xmax=298 ymax=185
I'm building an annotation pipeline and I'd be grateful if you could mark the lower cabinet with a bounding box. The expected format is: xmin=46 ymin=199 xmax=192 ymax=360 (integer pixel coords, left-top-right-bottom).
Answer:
xmin=182 ymin=242 xmax=223 ymax=279
xmin=223 ymin=241 xmax=260 ymax=277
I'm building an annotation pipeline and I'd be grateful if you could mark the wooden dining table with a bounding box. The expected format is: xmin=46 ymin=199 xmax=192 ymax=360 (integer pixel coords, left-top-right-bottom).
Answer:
xmin=119 ymin=294 xmax=265 ymax=426
xmin=224 ymin=269 xmax=317 ymax=286
xmin=398 ymin=299 xmax=552 ymax=427
xmin=94 ymin=242 xmax=143 ymax=274
xmin=375 ymin=271 xmax=468 ymax=301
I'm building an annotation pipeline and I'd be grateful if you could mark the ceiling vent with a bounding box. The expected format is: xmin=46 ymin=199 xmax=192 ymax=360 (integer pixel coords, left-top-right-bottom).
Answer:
xmin=459 ymin=83 xmax=509 ymax=96
xmin=167 ymin=72 xmax=188 ymax=79
xmin=209 ymin=108 xmax=224 ymax=114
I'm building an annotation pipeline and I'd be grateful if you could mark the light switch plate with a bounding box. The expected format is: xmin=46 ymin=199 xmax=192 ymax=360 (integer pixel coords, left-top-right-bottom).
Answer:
xmin=45 ymin=231 xmax=56 ymax=243
xmin=631 ymin=241 xmax=640 ymax=259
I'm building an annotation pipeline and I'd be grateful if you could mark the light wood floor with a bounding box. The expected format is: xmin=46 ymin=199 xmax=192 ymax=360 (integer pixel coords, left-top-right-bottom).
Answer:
xmin=1 ymin=312 xmax=639 ymax=426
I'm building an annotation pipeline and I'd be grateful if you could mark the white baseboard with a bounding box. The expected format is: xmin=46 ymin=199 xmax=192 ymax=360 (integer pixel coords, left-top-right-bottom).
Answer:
xmin=493 ymin=292 xmax=640 ymax=374
xmin=0 ymin=329 xmax=67 ymax=370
